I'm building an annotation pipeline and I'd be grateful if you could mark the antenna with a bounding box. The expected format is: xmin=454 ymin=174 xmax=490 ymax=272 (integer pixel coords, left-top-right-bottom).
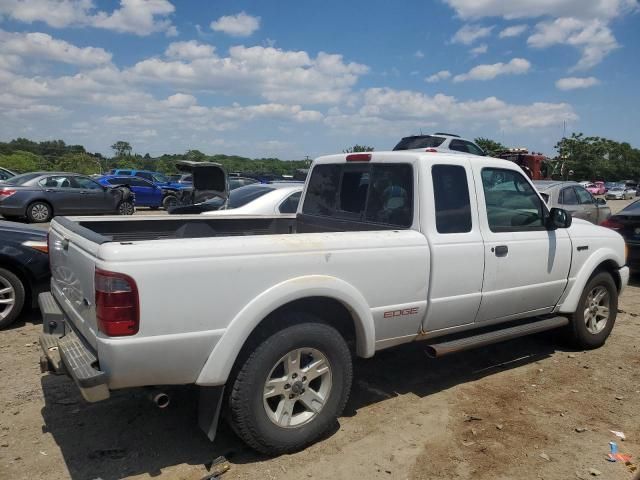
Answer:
xmin=419 ymin=128 xmax=423 ymax=135
xmin=563 ymin=120 xmax=566 ymax=138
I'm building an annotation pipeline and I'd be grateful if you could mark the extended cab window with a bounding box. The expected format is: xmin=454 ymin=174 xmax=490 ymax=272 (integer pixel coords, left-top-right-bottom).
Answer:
xmin=481 ymin=168 xmax=545 ymax=232
xmin=432 ymin=165 xmax=472 ymax=233
xmin=303 ymin=163 xmax=413 ymax=227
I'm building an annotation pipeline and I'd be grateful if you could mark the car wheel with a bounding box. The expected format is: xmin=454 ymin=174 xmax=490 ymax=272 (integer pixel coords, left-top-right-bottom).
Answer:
xmin=118 ymin=200 xmax=135 ymax=215
xmin=228 ymin=316 xmax=352 ymax=454
xmin=162 ymin=195 xmax=178 ymax=209
xmin=26 ymin=201 xmax=52 ymax=223
xmin=0 ymin=268 xmax=26 ymax=329
xmin=568 ymin=271 xmax=617 ymax=349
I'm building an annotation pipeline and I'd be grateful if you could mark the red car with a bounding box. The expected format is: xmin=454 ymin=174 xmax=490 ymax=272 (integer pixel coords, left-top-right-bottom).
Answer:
xmin=586 ymin=181 xmax=606 ymax=195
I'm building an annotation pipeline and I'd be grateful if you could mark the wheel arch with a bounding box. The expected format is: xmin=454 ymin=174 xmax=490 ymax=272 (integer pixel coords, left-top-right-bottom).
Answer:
xmin=196 ymin=275 xmax=375 ymax=386
xmin=0 ymin=255 xmax=32 ymax=311
xmin=558 ymin=249 xmax=624 ymax=313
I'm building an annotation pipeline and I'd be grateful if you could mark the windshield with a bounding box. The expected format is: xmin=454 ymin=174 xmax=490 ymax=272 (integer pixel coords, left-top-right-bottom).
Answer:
xmin=152 ymin=173 xmax=169 ymax=183
xmin=227 ymin=185 xmax=275 ymax=209
xmin=393 ymin=135 xmax=446 ymax=151
xmin=3 ymin=173 xmax=41 ymax=185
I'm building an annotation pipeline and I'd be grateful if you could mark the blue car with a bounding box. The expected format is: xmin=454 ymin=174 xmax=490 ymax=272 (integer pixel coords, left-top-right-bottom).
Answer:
xmin=108 ymin=169 xmax=187 ymax=208
xmin=97 ymin=175 xmax=164 ymax=208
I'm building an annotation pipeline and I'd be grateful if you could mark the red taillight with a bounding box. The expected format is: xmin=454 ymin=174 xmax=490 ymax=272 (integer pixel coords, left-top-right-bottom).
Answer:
xmin=425 ymin=148 xmax=438 ymax=153
xmin=95 ymin=268 xmax=139 ymax=336
xmin=0 ymin=189 xmax=16 ymax=198
xmin=601 ymin=218 xmax=623 ymax=230
xmin=346 ymin=153 xmax=371 ymax=162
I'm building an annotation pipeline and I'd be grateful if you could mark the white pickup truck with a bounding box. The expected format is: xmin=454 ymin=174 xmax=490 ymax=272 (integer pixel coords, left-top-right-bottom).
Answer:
xmin=39 ymin=152 xmax=629 ymax=454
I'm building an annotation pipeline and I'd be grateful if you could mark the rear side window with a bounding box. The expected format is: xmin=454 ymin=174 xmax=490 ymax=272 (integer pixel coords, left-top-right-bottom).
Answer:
xmin=432 ymin=165 xmax=472 ymax=233
xmin=303 ymin=163 xmax=413 ymax=227
xmin=393 ymin=136 xmax=445 ymax=151
xmin=449 ymin=139 xmax=467 ymax=153
xmin=279 ymin=191 xmax=302 ymax=214
xmin=228 ymin=185 xmax=275 ymax=208
xmin=465 ymin=142 xmax=485 ymax=156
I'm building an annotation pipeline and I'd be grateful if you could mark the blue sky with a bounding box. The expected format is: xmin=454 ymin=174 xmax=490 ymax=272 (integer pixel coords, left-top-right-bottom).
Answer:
xmin=0 ymin=0 xmax=638 ymax=159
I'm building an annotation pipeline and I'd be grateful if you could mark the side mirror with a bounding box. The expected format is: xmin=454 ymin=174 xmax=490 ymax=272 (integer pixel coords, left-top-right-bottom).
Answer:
xmin=596 ymin=197 xmax=606 ymax=205
xmin=547 ymin=208 xmax=572 ymax=229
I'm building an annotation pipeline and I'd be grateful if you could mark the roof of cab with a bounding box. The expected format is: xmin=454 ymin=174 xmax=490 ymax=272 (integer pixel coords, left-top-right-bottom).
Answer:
xmin=313 ymin=151 xmax=516 ymax=168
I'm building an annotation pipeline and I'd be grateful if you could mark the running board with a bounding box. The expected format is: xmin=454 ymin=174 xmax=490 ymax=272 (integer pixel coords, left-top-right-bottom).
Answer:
xmin=424 ymin=316 xmax=569 ymax=358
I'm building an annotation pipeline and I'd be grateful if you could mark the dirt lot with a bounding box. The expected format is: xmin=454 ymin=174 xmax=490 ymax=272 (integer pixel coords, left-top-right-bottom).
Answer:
xmin=1 ymin=200 xmax=639 ymax=480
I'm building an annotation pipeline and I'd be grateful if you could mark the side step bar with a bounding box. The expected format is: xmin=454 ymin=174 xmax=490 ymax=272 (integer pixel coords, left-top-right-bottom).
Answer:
xmin=424 ymin=316 xmax=569 ymax=358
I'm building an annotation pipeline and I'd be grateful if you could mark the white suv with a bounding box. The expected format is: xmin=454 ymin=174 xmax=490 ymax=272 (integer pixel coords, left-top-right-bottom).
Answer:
xmin=393 ymin=133 xmax=485 ymax=156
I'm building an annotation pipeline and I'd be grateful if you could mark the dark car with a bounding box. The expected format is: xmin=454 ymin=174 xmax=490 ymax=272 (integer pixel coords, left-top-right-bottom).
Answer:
xmin=602 ymin=200 xmax=640 ymax=270
xmin=0 ymin=172 xmax=135 ymax=223
xmin=97 ymin=175 xmax=164 ymax=208
xmin=0 ymin=221 xmax=49 ymax=328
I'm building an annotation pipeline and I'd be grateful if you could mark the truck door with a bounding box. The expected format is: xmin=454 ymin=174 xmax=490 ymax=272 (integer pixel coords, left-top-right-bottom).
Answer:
xmin=421 ymin=160 xmax=484 ymax=332
xmin=474 ymin=165 xmax=571 ymax=323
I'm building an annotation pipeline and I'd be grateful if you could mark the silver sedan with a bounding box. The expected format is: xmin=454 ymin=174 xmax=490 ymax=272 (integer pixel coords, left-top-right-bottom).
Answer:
xmin=534 ymin=180 xmax=611 ymax=225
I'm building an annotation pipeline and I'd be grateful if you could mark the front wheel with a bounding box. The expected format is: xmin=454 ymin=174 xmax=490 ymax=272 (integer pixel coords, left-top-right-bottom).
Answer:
xmin=568 ymin=271 xmax=618 ymax=349
xmin=162 ymin=195 xmax=178 ymax=209
xmin=228 ymin=318 xmax=352 ymax=455
xmin=0 ymin=268 xmax=26 ymax=329
xmin=118 ymin=201 xmax=135 ymax=215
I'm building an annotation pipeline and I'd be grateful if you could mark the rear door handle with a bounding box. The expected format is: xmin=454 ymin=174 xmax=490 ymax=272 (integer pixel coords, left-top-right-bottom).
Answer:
xmin=493 ymin=245 xmax=508 ymax=257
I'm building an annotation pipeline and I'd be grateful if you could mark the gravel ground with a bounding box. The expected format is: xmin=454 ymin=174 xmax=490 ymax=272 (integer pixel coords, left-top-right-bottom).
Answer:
xmin=0 ymin=199 xmax=638 ymax=480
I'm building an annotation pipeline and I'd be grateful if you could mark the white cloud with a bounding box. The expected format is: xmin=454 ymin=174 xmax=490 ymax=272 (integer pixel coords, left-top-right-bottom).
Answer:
xmin=414 ymin=50 xmax=425 ymax=58
xmin=453 ymin=58 xmax=531 ymax=82
xmin=325 ymin=87 xmax=577 ymax=134
xmin=470 ymin=43 xmax=488 ymax=55
xmin=528 ymin=18 xmax=619 ymax=70
xmin=425 ymin=70 xmax=452 ymax=83
xmin=451 ymin=24 xmax=493 ymax=45
xmin=0 ymin=0 xmax=177 ymax=36
xmin=165 ymin=40 xmax=215 ymax=60
xmin=0 ymin=29 xmax=112 ymax=66
xmin=555 ymin=76 xmax=600 ymax=90
xmin=499 ymin=24 xmax=528 ymax=38
xmin=127 ymin=46 xmax=369 ymax=105
xmin=210 ymin=11 xmax=260 ymax=37
xmin=443 ymin=0 xmax=637 ymax=20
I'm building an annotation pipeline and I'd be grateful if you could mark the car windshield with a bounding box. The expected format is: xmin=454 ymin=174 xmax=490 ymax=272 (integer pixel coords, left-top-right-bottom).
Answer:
xmin=3 ymin=173 xmax=41 ymax=185
xmin=152 ymin=173 xmax=169 ymax=183
xmin=227 ymin=185 xmax=275 ymax=209
xmin=393 ymin=136 xmax=446 ymax=151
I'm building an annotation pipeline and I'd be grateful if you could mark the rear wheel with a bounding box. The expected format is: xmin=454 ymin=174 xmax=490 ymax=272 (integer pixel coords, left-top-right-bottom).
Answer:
xmin=228 ymin=317 xmax=352 ymax=454
xmin=0 ymin=268 xmax=26 ymax=329
xmin=568 ymin=271 xmax=617 ymax=349
xmin=26 ymin=201 xmax=52 ymax=223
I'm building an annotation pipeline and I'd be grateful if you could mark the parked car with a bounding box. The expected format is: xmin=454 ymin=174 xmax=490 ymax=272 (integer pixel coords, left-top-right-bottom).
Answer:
xmin=0 ymin=167 xmax=16 ymax=182
xmin=0 ymin=172 xmax=135 ymax=222
xmin=393 ymin=132 xmax=485 ymax=156
xmin=97 ymin=175 xmax=164 ymax=208
xmin=602 ymin=200 xmax=640 ymax=271
xmin=229 ymin=176 xmax=259 ymax=190
xmin=110 ymin=169 xmax=188 ymax=208
xmin=605 ymin=186 xmax=636 ymax=200
xmin=585 ymin=182 xmax=606 ymax=196
xmin=173 ymin=161 xmax=229 ymax=207
xmin=0 ymin=221 xmax=49 ymax=328
xmin=534 ymin=181 xmax=611 ymax=225
xmin=40 ymin=151 xmax=628 ymax=455
xmin=170 ymin=183 xmax=302 ymax=215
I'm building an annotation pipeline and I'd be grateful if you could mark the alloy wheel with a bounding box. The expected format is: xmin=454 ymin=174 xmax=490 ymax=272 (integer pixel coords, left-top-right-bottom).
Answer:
xmin=0 ymin=276 xmax=16 ymax=321
xmin=583 ymin=285 xmax=610 ymax=334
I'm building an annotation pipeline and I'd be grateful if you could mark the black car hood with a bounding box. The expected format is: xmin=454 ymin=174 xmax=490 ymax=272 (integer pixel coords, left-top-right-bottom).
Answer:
xmin=0 ymin=220 xmax=47 ymax=237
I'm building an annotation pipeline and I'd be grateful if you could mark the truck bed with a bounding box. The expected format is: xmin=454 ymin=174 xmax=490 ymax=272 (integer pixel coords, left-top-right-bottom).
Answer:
xmin=55 ymin=215 xmax=297 ymax=243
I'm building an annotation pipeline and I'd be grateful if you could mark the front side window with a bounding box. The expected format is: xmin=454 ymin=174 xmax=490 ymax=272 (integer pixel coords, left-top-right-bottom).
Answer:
xmin=302 ymin=163 xmax=413 ymax=227
xmin=39 ymin=175 xmax=74 ymax=188
xmin=481 ymin=168 xmax=545 ymax=232
xmin=465 ymin=142 xmax=485 ymax=156
xmin=448 ymin=139 xmax=467 ymax=152
xmin=73 ymin=176 xmax=103 ymax=190
xmin=560 ymin=187 xmax=578 ymax=205
xmin=432 ymin=165 xmax=472 ymax=233
xmin=575 ymin=186 xmax=595 ymax=205
xmin=152 ymin=173 xmax=169 ymax=183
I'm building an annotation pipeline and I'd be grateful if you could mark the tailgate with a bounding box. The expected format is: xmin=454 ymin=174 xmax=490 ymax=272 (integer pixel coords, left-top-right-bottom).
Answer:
xmin=49 ymin=221 xmax=101 ymax=349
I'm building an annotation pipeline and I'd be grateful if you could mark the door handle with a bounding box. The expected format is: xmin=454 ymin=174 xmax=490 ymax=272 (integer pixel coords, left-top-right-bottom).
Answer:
xmin=493 ymin=245 xmax=508 ymax=257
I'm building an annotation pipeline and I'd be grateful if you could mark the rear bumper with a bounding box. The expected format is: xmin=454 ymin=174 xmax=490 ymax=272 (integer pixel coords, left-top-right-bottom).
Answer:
xmin=38 ymin=292 xmax=110 ymax=402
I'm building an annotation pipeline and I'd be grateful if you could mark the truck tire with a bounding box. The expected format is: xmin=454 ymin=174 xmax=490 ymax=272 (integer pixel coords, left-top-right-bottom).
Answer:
xmin=26 ymin=201 xmax=52 ymax=223
xmin=0 ymin=267 xmax=26 ymax=329
xmin=228 ymin=318 xmax=352 ymax=454
xmin=568 ymin=271 xmax=617 ymax=349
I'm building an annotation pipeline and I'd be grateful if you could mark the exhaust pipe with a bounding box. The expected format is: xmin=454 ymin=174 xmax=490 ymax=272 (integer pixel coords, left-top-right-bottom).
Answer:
xmin=150 ymin=391 xmax=171 ymax=409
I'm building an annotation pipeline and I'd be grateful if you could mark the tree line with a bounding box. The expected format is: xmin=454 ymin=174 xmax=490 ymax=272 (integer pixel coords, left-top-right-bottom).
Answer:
xmin=1 ymin=135 xmax=639 ymax=181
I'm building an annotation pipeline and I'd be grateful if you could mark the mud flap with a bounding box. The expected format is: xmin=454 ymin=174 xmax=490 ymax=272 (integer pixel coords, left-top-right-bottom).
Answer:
xmin=198 ymin=386 xmax=225 ymax=442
